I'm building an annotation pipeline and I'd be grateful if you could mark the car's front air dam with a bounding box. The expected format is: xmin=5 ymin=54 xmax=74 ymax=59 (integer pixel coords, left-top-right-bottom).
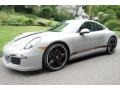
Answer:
xmin=2 ymin=45 xmax=44 ymax=71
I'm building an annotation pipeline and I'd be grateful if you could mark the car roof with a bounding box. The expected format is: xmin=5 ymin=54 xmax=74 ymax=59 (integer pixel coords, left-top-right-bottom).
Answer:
xmin=65 ymin=19 xmax=89 ymax=23
xmin=62 ymin=19 xmax=107 ymax=33
xmin=65 ymin=19 xmax=100 ymax=25
xmin=59 ymin=19 xmax=90 ymax=33
xmin=65 ymin=19 xmax=106 ymax=28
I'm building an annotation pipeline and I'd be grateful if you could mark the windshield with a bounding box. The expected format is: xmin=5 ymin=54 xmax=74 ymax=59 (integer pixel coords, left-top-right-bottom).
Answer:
xmin=48 ymin=23 xmax=68 ymax=32
xmin=47 ymin=21 xmax=80 ymax=33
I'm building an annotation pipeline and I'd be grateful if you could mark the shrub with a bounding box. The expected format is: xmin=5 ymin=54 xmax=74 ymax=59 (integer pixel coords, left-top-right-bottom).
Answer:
xmin=0 ymin=21 xmax=2 ymax=25
xmin=36 ymin=20 xmax=54 ymax=26
xmin=50 ymin=18 xmax=55 ymax=21
xmin=0 ymin=11 xmax=8 ymax=24
xmin=25 ymin=18 xmax=35 ymax=25
xmin=113 ymin=26 xmax=120 ymax=31
xmin=104 ymin=19 xmax=120 ymax=30
xmin=37 ymin=20 xmax=47 ymax=26
xmin=97 ymin=9 xmax=116 ymax=24
xmin=6 ymin=18 xmax=18 ymax=25
xmin=106 ymin=9 xmax=116 ymax=18
xmin=27 ymin=15 xmax=38 ymax=19
xmin=0 ymin=13 xmax=37 ymax=26
xmin=39 ymin=6 xmax=54 ymax=19
xmin=17 ymin=16 xmax=27 ymax=23
xmin=116 ymin=11 xmax=120 ymax=19
xmin=102 ymin=14 xmax=112 ymax=24
xmin=0 ymin=10 xmax=57 ymax=26
xmin=38 ymin=6 xmax=74 ymax=21
xmin=5 ymin=15 xmax=28 ymax=25
xmin=46 ymin=22 xmax=53 ymax=26
xmin=54 ymin=11 xmax=74 ymax=21
xmin=0 ymin=11 xmax=38 ymax=25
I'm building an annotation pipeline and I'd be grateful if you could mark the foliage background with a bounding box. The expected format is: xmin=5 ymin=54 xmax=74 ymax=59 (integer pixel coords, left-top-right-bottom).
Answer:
xmin=0 ymin=5 xmax=120 ymax=56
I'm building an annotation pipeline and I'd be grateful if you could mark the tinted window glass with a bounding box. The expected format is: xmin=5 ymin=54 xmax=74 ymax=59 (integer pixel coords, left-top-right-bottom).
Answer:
xmin=80 ymin=22 xmax=104 ymax=32
xmin=80 ymin=22 xmax=96 ymax=32
xmin=95 ymin=23 xmax=105 ymax=30
xmin=80 ymin=22 xmax=91 ymax=30
xmin=90 ymin=22 xmax=96 ymax=31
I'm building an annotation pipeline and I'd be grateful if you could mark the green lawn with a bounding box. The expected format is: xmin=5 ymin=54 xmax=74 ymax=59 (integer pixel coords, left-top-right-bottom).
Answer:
xmin=0 ymin=26 xmax=50 ymax=55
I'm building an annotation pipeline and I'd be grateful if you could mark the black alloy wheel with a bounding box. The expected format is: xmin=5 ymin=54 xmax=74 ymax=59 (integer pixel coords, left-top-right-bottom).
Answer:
xmin=43 ymin=43 xmax=69 ymax=71
xmin=106 ymin=37 xmax=117 ymax=54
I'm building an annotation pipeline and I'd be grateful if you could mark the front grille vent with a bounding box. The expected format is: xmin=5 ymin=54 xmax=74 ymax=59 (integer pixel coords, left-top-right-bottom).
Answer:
xmin=11 ymin=57 xmax=21 ymax=65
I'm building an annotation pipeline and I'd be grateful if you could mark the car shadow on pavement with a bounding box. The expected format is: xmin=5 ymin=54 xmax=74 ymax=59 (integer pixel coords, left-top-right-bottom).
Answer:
xmin=6 ymin=52 xmax=107 ymax=76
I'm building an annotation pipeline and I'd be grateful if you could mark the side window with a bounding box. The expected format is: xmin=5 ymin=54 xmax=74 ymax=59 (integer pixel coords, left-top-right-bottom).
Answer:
xmin=79 ymin=22 xmax=92 ymax=31
xmin=95 ymin=23 xmax=105 ymax=30
xmin=79 ymin=21 xmax=105 ymax=32
xmin=80 ymin=22 xmax=96 ymax=32
xmin=90 ymin=22 xmax=96 ymax=31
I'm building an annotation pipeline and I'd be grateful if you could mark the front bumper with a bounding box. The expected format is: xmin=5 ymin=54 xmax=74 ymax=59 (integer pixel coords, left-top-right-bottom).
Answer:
xmin=2 ymin=46 xmax=44 ymax=71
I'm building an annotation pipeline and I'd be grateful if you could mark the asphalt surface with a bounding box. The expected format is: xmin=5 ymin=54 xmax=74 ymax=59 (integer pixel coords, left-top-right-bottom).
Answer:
xmin=0 ymin=39 xmax=120 ymax=85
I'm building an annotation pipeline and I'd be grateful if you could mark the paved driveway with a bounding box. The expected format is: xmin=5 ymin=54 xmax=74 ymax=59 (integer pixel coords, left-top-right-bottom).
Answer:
xmin=0 ymin=39 xmax=120 ymax=85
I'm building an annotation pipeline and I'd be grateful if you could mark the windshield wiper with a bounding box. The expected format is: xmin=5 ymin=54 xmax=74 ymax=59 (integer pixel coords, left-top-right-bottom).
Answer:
xmin=47 ymin=23 xmax=62 ymax=31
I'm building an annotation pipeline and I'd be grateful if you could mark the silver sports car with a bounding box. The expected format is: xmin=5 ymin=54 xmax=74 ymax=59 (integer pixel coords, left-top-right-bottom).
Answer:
xmin=2 ymin=19 xmax=117 ymax=71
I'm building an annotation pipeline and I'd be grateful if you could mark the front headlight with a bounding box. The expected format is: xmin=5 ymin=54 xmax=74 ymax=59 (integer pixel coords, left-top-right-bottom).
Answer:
xmin=24 ymin=37 xmax=41 ymax=50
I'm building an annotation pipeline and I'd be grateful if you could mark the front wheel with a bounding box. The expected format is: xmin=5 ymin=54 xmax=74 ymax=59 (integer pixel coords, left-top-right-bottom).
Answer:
xmin=106 ymin=36 xmax=117 ymax=54
xmin=43 ymin=43 xmax=69 ymax=71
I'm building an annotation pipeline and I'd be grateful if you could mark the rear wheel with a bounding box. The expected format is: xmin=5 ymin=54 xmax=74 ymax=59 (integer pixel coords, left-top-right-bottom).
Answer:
xmin=43 ymin=43 xmax=69 ymax=71
xmin=106 ymin=36 xmax=117 ymax=54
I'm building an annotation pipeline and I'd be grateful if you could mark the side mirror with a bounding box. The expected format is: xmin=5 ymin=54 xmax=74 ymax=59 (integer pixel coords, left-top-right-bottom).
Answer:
xmin=80 ymin=28 xmax=90 ymax=35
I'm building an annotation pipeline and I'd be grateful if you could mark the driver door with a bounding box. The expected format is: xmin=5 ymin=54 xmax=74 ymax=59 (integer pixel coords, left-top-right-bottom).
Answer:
xmin=73 ymin=21 xmax=103 ymax=54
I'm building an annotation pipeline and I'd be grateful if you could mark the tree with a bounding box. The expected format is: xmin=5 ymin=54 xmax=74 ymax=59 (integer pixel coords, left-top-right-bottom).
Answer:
xmin=0 ymin=5 xmax=15 ymax=13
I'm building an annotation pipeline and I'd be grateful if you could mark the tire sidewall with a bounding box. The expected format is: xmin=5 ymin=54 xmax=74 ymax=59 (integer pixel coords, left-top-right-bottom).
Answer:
xmin=106 ymin=36 xmax=117 ymax=54
xmin=43 ymin=43 xmax=69 ymax=71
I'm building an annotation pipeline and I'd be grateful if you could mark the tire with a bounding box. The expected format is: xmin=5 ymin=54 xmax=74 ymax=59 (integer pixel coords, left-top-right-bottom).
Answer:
xmin=43 ymin=43 xmax=69 ymax=71
xmin=106 ymin=36 xmax=117 ymax=54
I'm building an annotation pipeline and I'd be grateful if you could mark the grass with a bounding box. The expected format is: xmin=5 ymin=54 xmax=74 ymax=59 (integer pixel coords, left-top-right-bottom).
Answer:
xmin=0 ymin=26 xmax=50 ymax=56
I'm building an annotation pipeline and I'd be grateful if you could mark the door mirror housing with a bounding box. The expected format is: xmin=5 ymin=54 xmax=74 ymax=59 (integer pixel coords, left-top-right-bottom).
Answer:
xmin=80 ymin=28 xmax=90 ymax=35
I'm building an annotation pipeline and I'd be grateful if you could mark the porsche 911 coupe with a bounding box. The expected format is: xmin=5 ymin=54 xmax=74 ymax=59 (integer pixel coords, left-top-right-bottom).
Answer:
xmin=2 ymin=19 xmax=117 ymax=71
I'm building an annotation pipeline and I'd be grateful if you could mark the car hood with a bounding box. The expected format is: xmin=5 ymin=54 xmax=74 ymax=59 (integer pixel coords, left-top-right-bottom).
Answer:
xmin=6 ymin=31 xmax=69 ymax=49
